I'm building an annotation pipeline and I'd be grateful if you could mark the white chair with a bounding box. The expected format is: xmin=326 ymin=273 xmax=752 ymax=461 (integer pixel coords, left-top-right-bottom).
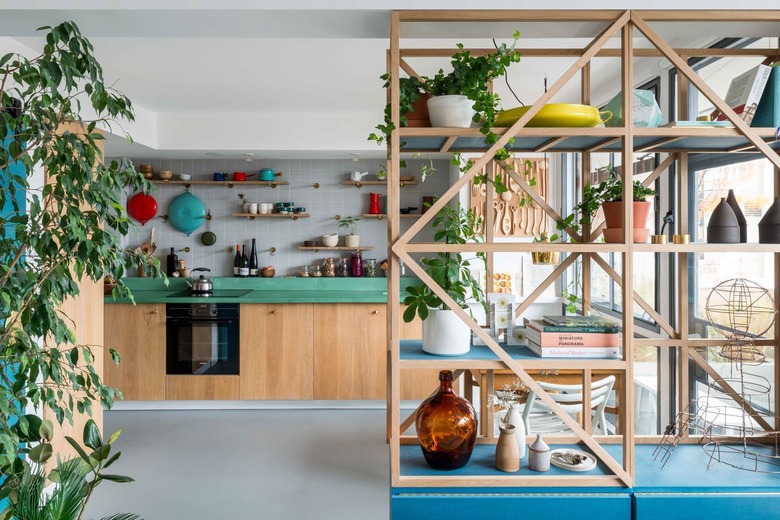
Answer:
xmin=522 ymin=376 xmax=616 ymax=435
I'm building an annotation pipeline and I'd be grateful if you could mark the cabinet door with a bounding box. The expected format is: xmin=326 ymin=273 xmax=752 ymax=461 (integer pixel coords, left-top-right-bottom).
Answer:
xmin=166 ymin=375 xmax=239 ymax=400
xmin=240 ymin=304 xmax=314 ymax=400
xmin=313 ymin=303 xmax=386 ymax=400
xmin=103 ymin=303 xmax=166 ymax=400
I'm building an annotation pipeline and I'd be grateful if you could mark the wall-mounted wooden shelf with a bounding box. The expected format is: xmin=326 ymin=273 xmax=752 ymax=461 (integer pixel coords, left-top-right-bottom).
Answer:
xmin=233 ymin=213 xmax=309 ymax=220
xmin=298 ymin=246 xmax=374 ymax=252
xmin=342 ymin=179 xmax=417 ymax=188
xmin=362 ymin=213 xmax=422 ymax=220
xmin=151 ymin=180 xmax=288 ymax=188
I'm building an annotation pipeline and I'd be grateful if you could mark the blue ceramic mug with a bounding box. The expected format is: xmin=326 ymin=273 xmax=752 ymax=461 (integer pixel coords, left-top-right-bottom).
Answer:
xmin=213 ymin=172 xmax=226 ymax=181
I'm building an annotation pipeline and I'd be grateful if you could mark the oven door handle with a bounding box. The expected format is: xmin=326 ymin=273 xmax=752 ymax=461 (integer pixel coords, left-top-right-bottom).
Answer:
xmin=168 ymin=318 xmax=236 ymax=325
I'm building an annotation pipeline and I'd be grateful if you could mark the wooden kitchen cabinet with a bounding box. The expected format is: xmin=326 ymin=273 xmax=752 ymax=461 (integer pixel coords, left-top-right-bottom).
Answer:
xmin=240 ymin=303 xmax=314 ymax=399
xmin=103 ymin=303 xmax=166 ymax=400
xmin=313 ymin=303 xmax=387 ymax=400
xmin=166 ymin=375 xmax=240 ymax=400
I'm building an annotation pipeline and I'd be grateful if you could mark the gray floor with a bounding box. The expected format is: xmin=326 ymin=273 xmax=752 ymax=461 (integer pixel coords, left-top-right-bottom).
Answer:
xmin=85 ymin=409 xmax=390 ymax=520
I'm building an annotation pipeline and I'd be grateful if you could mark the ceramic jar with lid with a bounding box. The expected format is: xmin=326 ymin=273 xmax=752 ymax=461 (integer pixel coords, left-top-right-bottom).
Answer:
xmin=363 ymin=258 xmax=377 ymax=277
xmin=528 ymin=433 xmax=550 ymax=472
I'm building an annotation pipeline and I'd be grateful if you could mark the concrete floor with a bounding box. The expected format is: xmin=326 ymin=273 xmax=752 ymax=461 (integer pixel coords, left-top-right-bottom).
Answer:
xmin=85 ymin=409 xmax=390 ymax=520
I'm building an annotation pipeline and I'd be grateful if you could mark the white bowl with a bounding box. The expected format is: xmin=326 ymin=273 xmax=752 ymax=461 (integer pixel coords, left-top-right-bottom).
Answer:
xmin=177 ymin=174 xmax=192 ymax=181
xmin=322 ymin=234 xmax=339 ymax=247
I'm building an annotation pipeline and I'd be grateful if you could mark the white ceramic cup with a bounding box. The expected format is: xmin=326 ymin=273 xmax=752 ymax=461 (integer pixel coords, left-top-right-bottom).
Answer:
xmin=249 ymin=203 xmax=258 ymax=215
xmin=260 ymin=203 xmax=272 ymax=214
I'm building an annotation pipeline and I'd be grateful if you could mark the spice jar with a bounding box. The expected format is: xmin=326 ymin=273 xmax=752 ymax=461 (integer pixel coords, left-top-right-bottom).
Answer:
xmin=337 ymin=258 xmax=350 ymax=277
xmin=310 ymin=264 xmax=322 ymax=277
xmin=350 ymin=250 xmax=363 ymax=277
xmin=323 ymin=257 xmax=336 ymax=277
xmin=298 ymin=265 xmax=310 ymax=277
xmin=363 ymin=258 xmax=377 ymax=277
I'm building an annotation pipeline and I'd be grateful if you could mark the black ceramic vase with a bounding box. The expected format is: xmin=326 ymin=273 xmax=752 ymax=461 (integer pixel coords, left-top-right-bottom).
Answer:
xmin=415 ymin=370 xmax=477 ymax=470
xmin=759 ymin=197 xmax=780 ymax=244
xmin=707 ymin=197 xmax=740 ymax=244
xmin=725 ymin=189 xmax=747 ymax=243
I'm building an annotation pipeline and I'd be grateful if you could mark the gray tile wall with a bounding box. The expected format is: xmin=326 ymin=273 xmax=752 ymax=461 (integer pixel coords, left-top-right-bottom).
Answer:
xmin=118 ymin=157 xmax=450 ymax=277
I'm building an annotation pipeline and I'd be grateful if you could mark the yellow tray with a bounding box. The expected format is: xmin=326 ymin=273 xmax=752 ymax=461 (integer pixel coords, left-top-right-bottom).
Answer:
xmin=494 ymin=103 xmax=608 ymax=128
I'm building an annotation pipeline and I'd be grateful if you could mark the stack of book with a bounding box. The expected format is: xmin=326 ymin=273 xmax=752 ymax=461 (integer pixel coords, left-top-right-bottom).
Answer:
xmin=523 ymin=315 xmax=621 ymax=358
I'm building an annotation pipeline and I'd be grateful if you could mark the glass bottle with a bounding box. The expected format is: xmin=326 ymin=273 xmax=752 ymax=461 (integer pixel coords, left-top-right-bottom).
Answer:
xmin=416 ymin=370 xmax=477 ymax=470
xmin=350 ymin=250 xmax=363 ymax=277
xmin=337 ymin=258 xmax=350 ymax=277
xmin=363 ymin=258 xmax=377 ymax=277
xmin=233 ymin=244 xmax=241 ymax=277
xmin=166 ymin=247 xmax=178 ymax=277
xmin=323 ymin=257 xmax=336 ymax=277
xmin=239 ymin=245 xmax=250 ymax=277
xmin=249 ymin=238 xmax=259 ymax=277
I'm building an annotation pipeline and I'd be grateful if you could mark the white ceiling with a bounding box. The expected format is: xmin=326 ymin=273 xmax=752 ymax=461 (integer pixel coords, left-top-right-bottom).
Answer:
xmin=1 ymin=1 xmax=778 ymax=159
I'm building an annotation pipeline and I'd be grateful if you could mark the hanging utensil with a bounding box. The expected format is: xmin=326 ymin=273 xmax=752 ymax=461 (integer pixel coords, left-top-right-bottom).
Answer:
xmin=510 ymin=205 xmax=519 ymax=234
xmin=502 ymin=203 xmax=512 ymax=234
xmin=200 ymin=210 xmax=216 ymax=246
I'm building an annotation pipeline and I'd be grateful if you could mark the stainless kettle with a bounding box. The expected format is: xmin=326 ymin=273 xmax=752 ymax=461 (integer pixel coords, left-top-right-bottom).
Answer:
xmin=187 ymin=268 xmax=213 ymax=294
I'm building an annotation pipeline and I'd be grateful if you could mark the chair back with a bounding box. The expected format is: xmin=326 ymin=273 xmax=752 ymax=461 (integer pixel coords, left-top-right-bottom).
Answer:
xmin=522 ymin=375 xmax=616 ymax=435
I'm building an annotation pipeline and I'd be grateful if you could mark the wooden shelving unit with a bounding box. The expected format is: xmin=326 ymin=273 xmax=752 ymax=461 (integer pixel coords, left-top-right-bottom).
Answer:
xmin=362 ymin=213 xmax=421 ymax=220
xmin=385 ymin=9 xmax=780 ymax=495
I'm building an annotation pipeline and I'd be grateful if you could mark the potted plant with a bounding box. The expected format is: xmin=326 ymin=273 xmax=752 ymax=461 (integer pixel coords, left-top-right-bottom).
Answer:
xmin=425 ymin=32 xmax=521 ymax=134
xmin=403 ymin=204 xmax=487 ymax=356
xmin=0 ymin=21 xmax=156 ymax=503
xmin=558 ymin=166 xmax=656 ymax=243
xmin=338 ymin=216 xmax=361 ymax=248
xmin=368 ymin=33 xmax=521 ymax=149
xmin=531 ymin=232 xmax=561 ymax=265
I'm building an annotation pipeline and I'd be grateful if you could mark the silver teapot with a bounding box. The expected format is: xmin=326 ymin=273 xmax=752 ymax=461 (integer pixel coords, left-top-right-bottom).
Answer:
xmin=187 ymin=268 xmax=213 ymax=294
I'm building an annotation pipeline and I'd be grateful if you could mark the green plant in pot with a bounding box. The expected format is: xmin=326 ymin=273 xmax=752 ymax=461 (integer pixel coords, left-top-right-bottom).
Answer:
xmin=531 ymin=232 xmax=561 ymax=265
xmin=403 ymin=204 xmax=487 ymax=356
xmin=558 ymin=166 xmax=656 ymax=243
xmin=0 ymin=21 xmax=157 ymax=505
xmin=338 ymin=216 xmax=361 ymax=248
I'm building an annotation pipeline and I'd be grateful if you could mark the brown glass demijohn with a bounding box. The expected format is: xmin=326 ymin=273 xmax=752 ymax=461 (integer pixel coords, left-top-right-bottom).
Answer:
xmin=415 ymin=370 xmax=478 ymax=470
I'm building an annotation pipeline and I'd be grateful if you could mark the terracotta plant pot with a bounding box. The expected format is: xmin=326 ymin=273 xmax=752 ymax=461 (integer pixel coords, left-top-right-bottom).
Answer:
xmin=405 ymin=93 xmax=431 ymax=127
xmin=601 ymin=201 xmax=652 ymax=243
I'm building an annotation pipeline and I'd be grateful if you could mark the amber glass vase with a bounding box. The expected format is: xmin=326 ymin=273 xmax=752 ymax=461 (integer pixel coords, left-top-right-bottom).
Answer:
xmin=415 ymin=370 xmax=478 ymax=470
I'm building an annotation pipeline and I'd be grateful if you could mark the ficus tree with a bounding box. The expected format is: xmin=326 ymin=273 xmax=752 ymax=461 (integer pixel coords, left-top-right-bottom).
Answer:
xmin=0 ymin=20 xmax=160 ymax=504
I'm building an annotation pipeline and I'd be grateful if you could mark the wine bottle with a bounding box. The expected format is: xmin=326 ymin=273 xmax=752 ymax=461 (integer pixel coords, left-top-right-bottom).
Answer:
xmin=239 ymin=244 xmax=250 ymax=277
xmin=249 ymin=238 xmax=259 ymax=277
xmin=233 ymin=244 xmax=241 ymax=277
xmin=166 ymin=247 xmax=178 ymax=277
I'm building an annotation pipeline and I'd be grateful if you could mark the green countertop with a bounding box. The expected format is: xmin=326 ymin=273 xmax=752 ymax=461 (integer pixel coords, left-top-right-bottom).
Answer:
xmin=105 ymin=277 xmax=419 ymax=304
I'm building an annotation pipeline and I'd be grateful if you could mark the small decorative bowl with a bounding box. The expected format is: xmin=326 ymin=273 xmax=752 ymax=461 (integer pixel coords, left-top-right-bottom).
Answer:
xmin=322 ymin=234 xmax=339 ymax=247
xmin=303 ymin=240 xmax=317 ymax=247
xmin=177 ymin=173 xmax=192 ymax=181
xmin=294 ymin=207 xmax=306 ymax=213
xmin=158 ymin=170 xmax=173 ymax=180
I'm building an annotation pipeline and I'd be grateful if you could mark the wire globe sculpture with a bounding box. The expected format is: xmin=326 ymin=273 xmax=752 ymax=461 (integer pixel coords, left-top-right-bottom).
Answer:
xmin=705 ymin=278 xmax=776 ymax=363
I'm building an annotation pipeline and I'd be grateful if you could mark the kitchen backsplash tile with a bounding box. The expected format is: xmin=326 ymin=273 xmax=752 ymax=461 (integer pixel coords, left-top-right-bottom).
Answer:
xmin=116 ymin=157 xmax=451 ymax=277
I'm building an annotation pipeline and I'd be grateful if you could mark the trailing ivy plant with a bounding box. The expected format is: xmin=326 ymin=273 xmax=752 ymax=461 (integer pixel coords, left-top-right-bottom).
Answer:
xmin=403 ymin=204 xmax=488 ymax=322
xmin=0 ymin=20 xmax=158 ymax=498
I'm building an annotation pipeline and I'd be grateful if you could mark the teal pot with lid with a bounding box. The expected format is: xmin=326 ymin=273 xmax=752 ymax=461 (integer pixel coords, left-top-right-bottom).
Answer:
xmin=167 ymin=190 xmax=207 ymax=236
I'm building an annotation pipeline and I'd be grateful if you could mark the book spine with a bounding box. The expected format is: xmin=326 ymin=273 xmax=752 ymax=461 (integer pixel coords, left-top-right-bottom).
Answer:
xmin=532 ymin=320 xmax=619 ymax=333
xmin=743 ymin=64 xmax=771 ymax=124
xmin=524 ymin=322 xmax=620 ymax=347
xmin=526 ymin=342 xmax=620 ymax=358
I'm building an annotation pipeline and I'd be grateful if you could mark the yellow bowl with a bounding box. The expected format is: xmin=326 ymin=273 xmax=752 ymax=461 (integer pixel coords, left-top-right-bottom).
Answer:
xmin=494 ymin=103 xmax=607 ymax=128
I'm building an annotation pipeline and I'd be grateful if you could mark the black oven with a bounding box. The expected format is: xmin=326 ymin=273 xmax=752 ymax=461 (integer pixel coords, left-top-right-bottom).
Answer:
xmin=166 ymin=303 xmax=240 ymax=375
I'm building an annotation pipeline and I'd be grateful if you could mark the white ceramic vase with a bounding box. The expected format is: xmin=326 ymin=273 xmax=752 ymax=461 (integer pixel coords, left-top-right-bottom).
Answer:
xmin=507 ymin=403 xmax=526 ymax=460
xmin=421 ymin=308 xmax=471 ymax=356
xmin=345 ymin=234 xmax=360 ymax=248
xmin=427 ymin=95 xmax=475 ymax=128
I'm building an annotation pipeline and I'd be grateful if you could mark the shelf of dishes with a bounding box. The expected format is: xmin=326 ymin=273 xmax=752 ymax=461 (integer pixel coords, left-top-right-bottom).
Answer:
xmin=151 ymin=180 xmax=288 ymax=188
xmin=342 ymin=179 xmax=417 ymax=188
xmin=234 ymin=213 xmax=310 ymax=220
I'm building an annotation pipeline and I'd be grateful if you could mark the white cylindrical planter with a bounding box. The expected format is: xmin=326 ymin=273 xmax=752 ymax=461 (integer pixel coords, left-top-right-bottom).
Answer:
xmin=422 ymin=309 xmax=471 ymax=356
xmin=427 ymin=95 xmax=475 ymax=128
xmin=345 ymin=234 xmax=360 ymax=248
